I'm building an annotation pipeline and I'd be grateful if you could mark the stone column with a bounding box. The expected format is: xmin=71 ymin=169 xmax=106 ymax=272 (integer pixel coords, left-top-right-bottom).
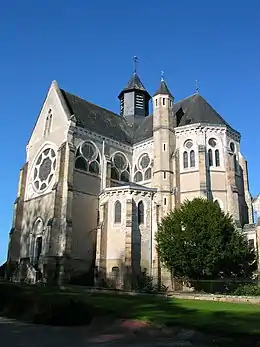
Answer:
xmin=106 ymin=157 xmax=111 ymax=188
xmin=95 ymin=204 xmax=104 ymax=269
xmin=7 ymin=162 xmax=28 ymax=276
xmin=198 ymin=145 xmax=208 ymax=198
xmin=173 ymin=149 xmax=181 ymax=208
xmin=124 ymin=198 xmax=133 ymax=289
xmin=240 ymin=156 xmax=254 ymax=224
xmin=226 ymin=150 xmax=240 ymax=225
xmin=49 ymin=142 xmax=75 ymax=284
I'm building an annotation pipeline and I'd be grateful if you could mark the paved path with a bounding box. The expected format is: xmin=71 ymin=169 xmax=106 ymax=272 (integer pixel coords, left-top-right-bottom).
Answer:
xmin=0 ymin=316 xmax=240 ymax=347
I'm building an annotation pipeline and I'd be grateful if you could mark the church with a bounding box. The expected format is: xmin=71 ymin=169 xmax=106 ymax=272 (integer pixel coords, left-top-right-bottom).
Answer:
xmin=5 ymin=67 xmax=259 ymax=286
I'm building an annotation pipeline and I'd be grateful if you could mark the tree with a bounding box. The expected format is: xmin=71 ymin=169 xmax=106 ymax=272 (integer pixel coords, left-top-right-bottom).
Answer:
xmin=156 ymin=198 xmax=257 ymax=288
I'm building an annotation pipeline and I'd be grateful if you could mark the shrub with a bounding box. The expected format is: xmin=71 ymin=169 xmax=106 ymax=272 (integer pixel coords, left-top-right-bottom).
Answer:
xmin=0 ymin=282 xmax=99 ymax=326
xmin=231 ymin=283 xmax=260 ymax=296
xmin=33 ymin=298 xmax=97 ymax=326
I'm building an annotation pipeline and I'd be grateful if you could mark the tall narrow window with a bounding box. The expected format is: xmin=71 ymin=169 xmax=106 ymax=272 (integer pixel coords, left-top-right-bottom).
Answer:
xmin=114 ymin=200 xmax=121 ymax=224
xmin=163 ymin=98 xmax=165 ymax=105
xmin=215 ymin=149 xmax=220 ymax=167
xmin=163 ymin=171 xmax=167 ymax=179
xmin=155 ymin=99 xmax=158 ymax=106
xmin=163 ymin=143 xmax=166 ymax=151
xmin=44 ymin=116 xmax=49 ymax=137
xmin=47 ymin=113 xmax=52 ymax=134
xmin=35 ymin=236 xmax=42 ymax=259
xmin=137 ymin=201 xmax=144 ymax=225
xmin=190 ymin=150 xmax=195 ymax=167
xmin=183 ymin=151 xmax=188 ymax=168
xmin=208 ymin=149 xmax=213 ymax=167
xmin=233 ymin=154 xmax=237 ymax=172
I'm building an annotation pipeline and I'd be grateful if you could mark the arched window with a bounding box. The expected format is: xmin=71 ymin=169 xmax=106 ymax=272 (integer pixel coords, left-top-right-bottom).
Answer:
xmin=35 ymin=236 xmax=43 ymax=259
xmin=30 ymin=218 xmax=44 ymax=265
xmin=183 ymin=151 xmax=188 ymax=168
xmin=208 ymin=149 xmax=213 ymax=166
xmin=137 ymin=201 xmax=144 ymax=225
xmin=190 ymin=150 xmax=195 ymax=167
xmin=144 ymin=167 xmax=152 ymax=180
xmin=43 ymin=116 xmax=49 ymax=137
xmin=114 ymin=200 xmax=121 ymax=224
xmin=134 ymin=171 xmax=143 ymax=182
xmin=134 ymin=153 xmax=152 ymax=182
xmin=75 ymin=141 xmax=100 ymax=176
xmin=110 ymin=152 xmax=130 ymax=182
xmin=43 ymin=109 xmax=53 ymax=137
xmin=215 ymin=149 xmax=220 ymax=167
xmin=47 ymin=113 xmax=52 ymax=134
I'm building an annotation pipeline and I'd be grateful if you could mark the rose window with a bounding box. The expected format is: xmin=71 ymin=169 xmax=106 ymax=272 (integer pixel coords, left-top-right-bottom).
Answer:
xmin=33 ymin=148 xmax=56 ymax=192
xmin=110 ymin=152 xmax=130 ymax=182
xmin=134 ymin=153 xmax=152 ymax=182
xmin=75 ymin=141 xmax=100 ymax=175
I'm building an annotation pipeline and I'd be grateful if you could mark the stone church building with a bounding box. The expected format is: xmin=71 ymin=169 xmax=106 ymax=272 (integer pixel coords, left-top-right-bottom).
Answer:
xmin=5 ymin=70 xmax=258 ymax=285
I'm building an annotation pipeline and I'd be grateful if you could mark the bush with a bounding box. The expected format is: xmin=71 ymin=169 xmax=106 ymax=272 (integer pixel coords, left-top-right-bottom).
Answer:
xmin=0 ymin=282 xmax=98 ymax=326
xmin=231 ymin=283 xmax=260 ymax=296
xmin=33 ymin=298 xmax=96 ymax=326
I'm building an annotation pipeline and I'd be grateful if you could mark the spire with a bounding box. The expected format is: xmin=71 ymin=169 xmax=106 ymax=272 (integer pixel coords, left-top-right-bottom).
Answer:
xmin=153 ymin=74 xmax=173 ymax=98
xmin=118 ymin=58 xmax=151 ymax=120
xmin=118 ymin=57 xmax=151 ymax=99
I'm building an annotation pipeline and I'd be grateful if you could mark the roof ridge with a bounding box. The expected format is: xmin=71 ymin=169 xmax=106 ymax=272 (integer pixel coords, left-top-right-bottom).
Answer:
xmin=61 ymin=89 xmax=120 ymax=118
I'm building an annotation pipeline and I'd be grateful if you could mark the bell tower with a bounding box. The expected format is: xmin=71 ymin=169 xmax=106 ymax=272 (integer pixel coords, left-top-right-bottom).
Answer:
xmin=118 ymin=57 xmax=151 ymax=127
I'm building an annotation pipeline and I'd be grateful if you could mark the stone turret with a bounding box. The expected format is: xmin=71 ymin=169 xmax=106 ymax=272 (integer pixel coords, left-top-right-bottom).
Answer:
xmin=152 ymin=77 xmax=175 ymax=216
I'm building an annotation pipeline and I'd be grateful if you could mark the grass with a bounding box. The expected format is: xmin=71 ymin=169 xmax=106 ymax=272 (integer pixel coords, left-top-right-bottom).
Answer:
xmin=78 ymin=291 xmax=260 ymax=335
xmin=1 ymin=282 xmax=260 ymax=343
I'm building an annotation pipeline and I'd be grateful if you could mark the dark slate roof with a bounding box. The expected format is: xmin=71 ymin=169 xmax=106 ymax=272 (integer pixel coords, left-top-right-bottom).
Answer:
xmin=153 ymin=80 xmax=173 ymax=98
xmin=61 ymin=90 xmax=133 ymax=145
xmin=60 ymin=88 xmax=238 ymax=146
xmin=173 ymin=93 xmax=234 ymax=129
xmin=118 ymin=73 xmax=151 ymax=99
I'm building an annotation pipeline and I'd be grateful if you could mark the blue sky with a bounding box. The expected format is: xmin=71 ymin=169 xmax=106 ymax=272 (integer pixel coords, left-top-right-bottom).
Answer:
xmin=0 ymin=1 xmax=259 ymax=264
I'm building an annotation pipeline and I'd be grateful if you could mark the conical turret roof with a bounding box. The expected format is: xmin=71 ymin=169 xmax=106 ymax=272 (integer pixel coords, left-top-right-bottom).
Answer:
xmin=118 ymin=72 xmax=151 ymax=99
xmin=153 ymin=79 xmax=173 ymax=98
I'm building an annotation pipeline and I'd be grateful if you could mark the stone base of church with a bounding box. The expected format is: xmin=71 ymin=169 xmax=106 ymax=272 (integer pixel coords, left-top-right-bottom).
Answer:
xmin=9 ymin=255 xmax=95 ymax=286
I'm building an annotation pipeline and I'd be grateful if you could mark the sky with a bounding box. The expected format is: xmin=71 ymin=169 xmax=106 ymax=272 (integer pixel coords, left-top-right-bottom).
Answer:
xmin=0 ymin=1 xmax=259 ymax=264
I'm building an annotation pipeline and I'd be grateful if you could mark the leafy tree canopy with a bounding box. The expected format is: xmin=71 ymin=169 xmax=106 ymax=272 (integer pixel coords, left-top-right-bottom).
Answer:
xmin=156 ymin=198 xmax=257 ymax=281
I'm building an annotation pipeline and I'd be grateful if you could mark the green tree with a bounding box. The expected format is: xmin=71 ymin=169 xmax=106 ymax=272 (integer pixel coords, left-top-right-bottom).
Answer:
xmin=156 ymin=198 xmax=257 ymax=288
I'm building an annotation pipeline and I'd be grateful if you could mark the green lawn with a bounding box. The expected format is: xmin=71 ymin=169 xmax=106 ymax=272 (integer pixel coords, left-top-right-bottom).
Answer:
xmin=1 ymin=283 xmax=260 ymax=342
xmin=74 ymin=291 xmax=260 ymax=337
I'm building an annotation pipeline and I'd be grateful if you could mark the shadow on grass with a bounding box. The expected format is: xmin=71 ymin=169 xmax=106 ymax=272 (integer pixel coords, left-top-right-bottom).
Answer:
xmin=1 ymin=282 xmax=260 ymax=346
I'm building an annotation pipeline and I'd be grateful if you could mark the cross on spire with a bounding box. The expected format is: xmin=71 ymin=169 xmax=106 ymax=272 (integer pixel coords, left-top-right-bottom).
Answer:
xmin=133 ymin=56 xmax=138 ymax=73
xmin=195 ymin=79 xmax=199 ymax=94
xmin=161 ymin=70 xmax=164 ymax=81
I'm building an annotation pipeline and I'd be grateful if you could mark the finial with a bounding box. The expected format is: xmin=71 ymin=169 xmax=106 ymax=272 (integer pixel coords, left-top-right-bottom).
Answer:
xmin=133 ymin=56 xmax=138 ymax=73
xmin=195 ymin=79 xmax=199 ymax=94
xmin=161 ymin=70 xmax=164 ymax=81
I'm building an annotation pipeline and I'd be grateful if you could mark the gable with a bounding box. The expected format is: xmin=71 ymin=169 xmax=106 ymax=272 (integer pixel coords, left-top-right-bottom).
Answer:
xmin=27 ymin=81 xmax=71 ymax=161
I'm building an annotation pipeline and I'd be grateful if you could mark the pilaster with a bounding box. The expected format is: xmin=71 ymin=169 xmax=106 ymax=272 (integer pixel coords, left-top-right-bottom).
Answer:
xmin=49 ymin=141 xmax=75 ymax=283
xmin=124 ymin=198 xmax=133 ymax=289
xmin=240 ymin=156 xmax=253 ymax=224
xmin=8 ymin=163 xmax=28 ymax=264
xmin=106 ymin=157 xmax=112 ymax=188
xmin=198 ymin=145 xmax=208 ymax=198
xmin=226 ymin=150 xmax=240 ymax=224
